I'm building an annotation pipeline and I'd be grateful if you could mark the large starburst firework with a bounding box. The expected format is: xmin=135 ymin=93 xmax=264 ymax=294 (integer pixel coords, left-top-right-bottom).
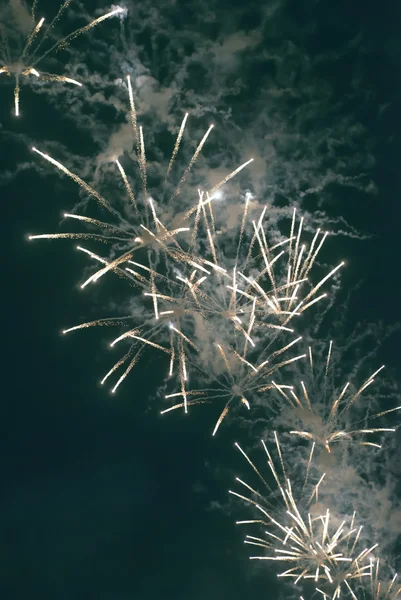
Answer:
xmin=29 ymin=75 xmax=345 ymax=430
xmin=0 ymin=0 xmax=125 ymax=116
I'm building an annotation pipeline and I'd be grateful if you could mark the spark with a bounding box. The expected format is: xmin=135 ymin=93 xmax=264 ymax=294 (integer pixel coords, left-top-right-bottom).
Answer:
xmin=302 ymin=560 xmax=401 ymax=599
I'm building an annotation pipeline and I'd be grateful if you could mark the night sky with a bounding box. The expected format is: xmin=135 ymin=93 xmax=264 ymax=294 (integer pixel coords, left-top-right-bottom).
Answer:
xmin=1 ymin=1 xmax=401 ymax=598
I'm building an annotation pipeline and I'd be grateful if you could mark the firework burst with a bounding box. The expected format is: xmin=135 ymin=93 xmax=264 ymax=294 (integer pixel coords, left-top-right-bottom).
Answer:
xmin=29 ymin=76 xmax=252 ymax=287
xmin=161 ymin=338 xmax=306 ymax=434
xmin=191 ymin=198 xmax=344 ymax=333
xmin=240 ymin=207 xmax=344 ymax=326
xmin=229 ymin=435 xmax=378 ymax=599
xmin=0 ymin=1 xmax=124 ymax=116
xmin=27 ymin=80 xmax=343 ymax=439
xmin=271 ymin=341 xmax=401 ymax=453
xmin=159 ymin=204 xmax=343 ymax=432
xmin=29 ymin=75 xmax=253 ymax=399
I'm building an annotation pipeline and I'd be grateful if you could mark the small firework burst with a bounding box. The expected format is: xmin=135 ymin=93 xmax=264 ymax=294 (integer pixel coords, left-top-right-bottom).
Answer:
xmin=0 ymin=1 xmax=124 ymax=116
xmin=161 ymin=339 xmax=305 ymax=434
xmin=230 ymin=435 xmax=377 ymax=599
xmin=272 ymin=341 xmax=400 ymax=453
xmin=29 ymin=76 xmax=252 ymax=286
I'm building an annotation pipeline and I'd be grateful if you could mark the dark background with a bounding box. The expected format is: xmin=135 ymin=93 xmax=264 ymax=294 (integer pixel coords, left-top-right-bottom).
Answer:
xmin=1 ymin=0 xmax=401 ymax=598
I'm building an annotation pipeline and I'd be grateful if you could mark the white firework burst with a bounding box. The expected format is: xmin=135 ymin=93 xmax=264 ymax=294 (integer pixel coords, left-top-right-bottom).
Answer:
xmin=230 ymin=435 xmax=378 ymax=599
xmin=0 ymin=0 xmax=124 ymax=116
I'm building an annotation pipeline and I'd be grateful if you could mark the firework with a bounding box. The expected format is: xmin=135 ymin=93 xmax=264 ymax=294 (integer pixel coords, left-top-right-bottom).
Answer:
xmin=229 ymin=435 xmax=378 ymax=599
xmin=0 ymin=1 xmax=124 ymax=116
xmin=271 ymin=342 xmax=400 ymax=452
xmin=28 ymin=76 xmax=345 ymax=416
xmin=28 ymin=81 xmax=341 ymax=433
xmin=61 ymin=243 xmax=303 ymax=419
xmin=62 ymin=237 xmax=303 ymax=411
xmin=56 ymin=240 xmax=205 ymax=397
xmin=29 ymin=75 xmax=253 ymax=397
xmin=29 ymin=76 xmax=252 ymax=286
xmin=161 ymin=338 xmax=306 ymax=434
xmin=159 ymin=203 xmax=343 ymax=432
xmin=242 ymin=207 xmax=344 ymax=327
xmin=191 ymin=200 xmax=343 ymax=332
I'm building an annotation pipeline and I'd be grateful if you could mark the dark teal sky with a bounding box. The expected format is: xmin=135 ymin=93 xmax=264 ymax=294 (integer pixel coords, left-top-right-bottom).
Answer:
xmin=1 ymin=0 xmax=401 ymax=598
